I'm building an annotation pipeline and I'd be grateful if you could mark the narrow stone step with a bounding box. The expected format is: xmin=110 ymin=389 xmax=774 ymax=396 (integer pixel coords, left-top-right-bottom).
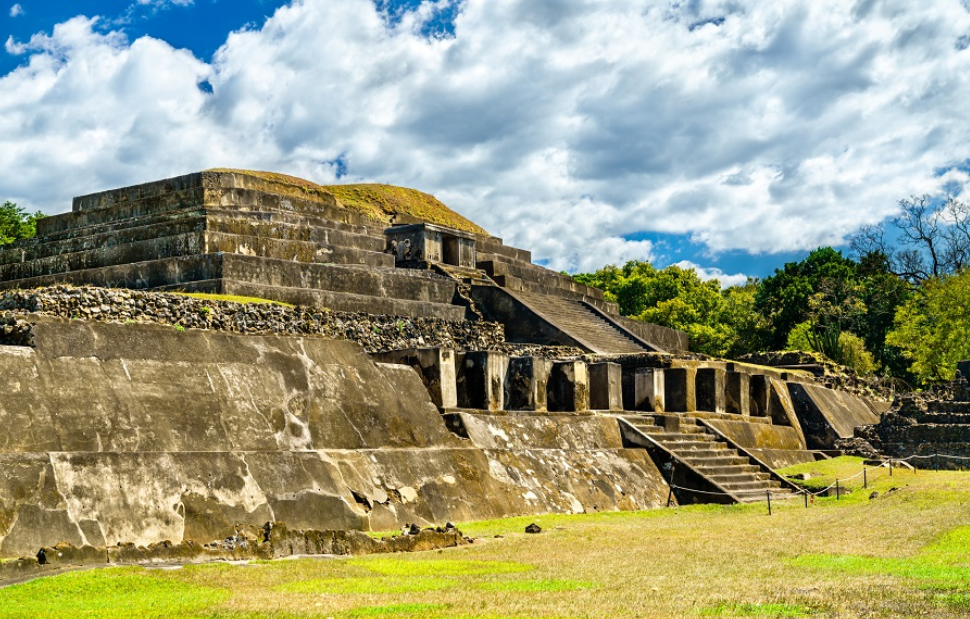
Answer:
xmin=682 ymin=455 xmax=750 ymax=467
xmin=707 ymin=471 xmax=772 ymax=484
xmin=674 ymin=447 xmax=738 ymax=460
xmin=694 ymin=464 xmax=762 ymax=476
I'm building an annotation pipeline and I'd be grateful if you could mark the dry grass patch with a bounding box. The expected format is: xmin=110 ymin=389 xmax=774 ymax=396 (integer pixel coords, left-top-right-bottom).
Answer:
xmin=3 ymin=464 xmax=969 ymax=618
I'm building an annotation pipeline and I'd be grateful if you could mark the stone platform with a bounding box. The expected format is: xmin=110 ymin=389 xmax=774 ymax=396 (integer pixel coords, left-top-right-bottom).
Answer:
xmin=0 ymin=171 xmax=465 ymax=319
xmin=0 ymin=320 xmax=670 ymax=557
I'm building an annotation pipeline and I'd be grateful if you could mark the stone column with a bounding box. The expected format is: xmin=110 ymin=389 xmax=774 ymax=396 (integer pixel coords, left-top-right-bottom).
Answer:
xmin=725 ymin=371 xmax=750 ymax=416
xmin=505 ymin=357 xmax=553 ymax=411
xmin=548 ymin=361 xmax=589 ymax=412
xmin=457 ymin=351 xmax=509 ymax=411
xmin=664 ymin=367 xmax=696 ymax=412
xmin=622 ymin=367 xmax=665 ymax=412
xmin=589 ymin=362 xmax=623 ymax=411
xmin=695 ymin=368 xmax=726 ymax=414
xmin=371 ymin=348 xmax=457 ymax=411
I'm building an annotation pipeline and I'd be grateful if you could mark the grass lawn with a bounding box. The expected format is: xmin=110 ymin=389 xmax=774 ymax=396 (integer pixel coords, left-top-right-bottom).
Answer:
xmin=1 ymin=458 xmax=968 ymax=618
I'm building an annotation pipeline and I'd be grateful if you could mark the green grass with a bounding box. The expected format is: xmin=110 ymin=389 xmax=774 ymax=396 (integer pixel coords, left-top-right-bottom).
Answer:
xmin=3 ymin=466 xmax=969 ymax=618
xmin=169 ymin=291 xmax=296 ymax=308
xmin=277 ymin=576 xmax=458 ymax=595
xmin=206 ymin=168 xmax=487 ymax=235
xmin=475 ymin=579 xmax=596 ymax=593
xmin=0 ymin=569 xmax=227 ymax=618
xmin=349 ymin=558 xmax=533 ymax=577
xmin=777 ymin=455 xmax=891 ymax=491
xmin=697 ymin=603 xmax=813 ymax=617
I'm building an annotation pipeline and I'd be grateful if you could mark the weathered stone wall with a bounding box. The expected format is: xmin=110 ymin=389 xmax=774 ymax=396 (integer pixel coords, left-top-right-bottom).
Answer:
xmin=855 ymin=374 xmax=970 ymax=466
xmin=0 ymin=286 xmax=503 ymax=353
xmin=788 ymin=383 xmax=881 ymax=450
xmin=0 ymin=320 xmax=670 ymax=558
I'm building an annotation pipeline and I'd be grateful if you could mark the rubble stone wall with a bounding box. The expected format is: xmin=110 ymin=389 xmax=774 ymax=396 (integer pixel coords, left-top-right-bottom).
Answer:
xmin=0 ymin=285 xmax=504 ymax=353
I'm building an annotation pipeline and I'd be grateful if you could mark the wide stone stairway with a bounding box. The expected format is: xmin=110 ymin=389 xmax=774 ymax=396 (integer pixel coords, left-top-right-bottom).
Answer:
xmin=510 ymin=290 xmax=652 ymax=354
xmin=619 ymin=414 xmax=798 ymax=503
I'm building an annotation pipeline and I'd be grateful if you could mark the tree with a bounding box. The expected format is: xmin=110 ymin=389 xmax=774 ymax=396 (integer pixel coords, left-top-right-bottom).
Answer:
xmin=886 ymin=269 xmax=970 ymax=385
xmin=754 ymin=247 xmax=858 ymax=349
xmin=0 ymin=201 xmax=45 ymax=246
xmin=852 ymin=195 xmax=970 ymax=283
xmin=573 ymin=261 xmax=769 ymax=358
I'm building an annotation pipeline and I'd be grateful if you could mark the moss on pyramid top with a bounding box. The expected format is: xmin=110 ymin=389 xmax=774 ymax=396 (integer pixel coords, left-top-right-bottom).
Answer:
xmin=207 ymin=169 xmax=487 ymax=235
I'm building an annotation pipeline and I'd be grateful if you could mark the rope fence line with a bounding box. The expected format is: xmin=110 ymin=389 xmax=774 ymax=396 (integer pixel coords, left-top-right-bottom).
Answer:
xmin=663 ymin=451 xmax=970 ymax=514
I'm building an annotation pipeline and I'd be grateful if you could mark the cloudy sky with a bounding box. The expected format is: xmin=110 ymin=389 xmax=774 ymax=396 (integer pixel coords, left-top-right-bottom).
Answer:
xmin=3 ymin=1 xmax=970 ymax=282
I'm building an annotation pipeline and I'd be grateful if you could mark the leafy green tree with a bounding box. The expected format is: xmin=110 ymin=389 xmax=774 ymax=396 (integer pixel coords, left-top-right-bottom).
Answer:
xmin=0 ymin=201 xmax=45 ymax=246
xmin=573 ymin=262 xmax=768 ymax=358
xmin=754 ymin=247 xmax=858 ymax=349
xmin=886 ymin=269 xmax=970 ymax=385
xmin=854 ymin=251 xmax=914 ymax=379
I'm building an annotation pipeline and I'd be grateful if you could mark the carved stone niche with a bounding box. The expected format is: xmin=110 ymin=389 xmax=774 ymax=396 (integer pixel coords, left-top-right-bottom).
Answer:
xmin=385 ymin=224 xmax=477 ymax=268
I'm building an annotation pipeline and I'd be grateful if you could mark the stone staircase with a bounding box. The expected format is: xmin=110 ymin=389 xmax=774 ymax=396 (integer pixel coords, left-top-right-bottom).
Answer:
xmin=619 ymin=415 xmax=797 ymax=503
xmin=510 ymin=290 xmax=651 ymax=355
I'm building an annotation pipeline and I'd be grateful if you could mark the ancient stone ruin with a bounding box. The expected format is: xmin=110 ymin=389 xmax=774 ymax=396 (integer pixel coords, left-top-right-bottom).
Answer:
xmin=0 ymin=170 xmax=895 ymax=571
xmin=852 ymin=362 xmax=970 ymax=467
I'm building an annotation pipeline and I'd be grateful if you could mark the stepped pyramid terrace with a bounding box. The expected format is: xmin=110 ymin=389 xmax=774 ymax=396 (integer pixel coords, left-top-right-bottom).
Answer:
xmin=0 ymin=170 xmax=901 ymax=572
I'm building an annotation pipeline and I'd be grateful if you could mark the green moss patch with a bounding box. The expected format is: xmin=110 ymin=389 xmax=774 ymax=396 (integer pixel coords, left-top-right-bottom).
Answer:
xmin=326 ymin=183 xmax=487 ymax=235
xmin=206 ymin=169 xmax=486 ymax=235
xmin=170 ymin=291 xmax=295 ymax=308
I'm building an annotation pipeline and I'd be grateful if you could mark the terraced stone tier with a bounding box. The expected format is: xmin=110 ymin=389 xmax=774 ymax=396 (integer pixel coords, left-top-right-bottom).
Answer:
xmin=0 ymin=320 xmax=670 ymax=557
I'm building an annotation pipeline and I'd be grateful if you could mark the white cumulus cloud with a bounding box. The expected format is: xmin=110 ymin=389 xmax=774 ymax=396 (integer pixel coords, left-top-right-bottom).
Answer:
xmin=9 ymin=3 xmax=23 ymax=17
xmin=673 ymin=261 xmax=750 ymax=289
xmin=3 ymin=0 xmax=970 ymax=275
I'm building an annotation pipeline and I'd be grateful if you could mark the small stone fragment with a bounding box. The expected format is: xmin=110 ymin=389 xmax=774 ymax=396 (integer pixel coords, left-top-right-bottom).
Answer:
xmin=525 ymin=523 xmax=542 ymax=534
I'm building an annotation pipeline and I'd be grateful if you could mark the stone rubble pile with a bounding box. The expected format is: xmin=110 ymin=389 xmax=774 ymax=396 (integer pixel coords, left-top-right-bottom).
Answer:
xmin=0 ymin=285 xmax=505 ymax=353
xmin=850 ymin=370 xmax=970 ymax=466
xmin=0 ymin=313 xmax=33 ymax=347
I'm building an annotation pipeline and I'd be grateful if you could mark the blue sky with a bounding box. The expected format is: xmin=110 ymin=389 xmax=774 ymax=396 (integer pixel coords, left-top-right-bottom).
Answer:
xmin=4 ymin=1 xmax=970 ymax=283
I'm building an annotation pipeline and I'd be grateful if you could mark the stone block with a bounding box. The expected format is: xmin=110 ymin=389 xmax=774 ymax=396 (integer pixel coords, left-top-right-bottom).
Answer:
xmin=622 ymin=367 xmax=664 ymax=412
xmin=749 ymin=375 xmax=769 ymax=417
xmin=664 ymin=368 xmax=696 ymax=412
xmin=505 ymin=357 xmax=553 ymax=411
xmin=457 ymin=351 xmax=509 ymax=411
xmin=725 ymin=372 xmax=750 ymax=416
xmin=695 ymin=368 xmax=725 ymax=414
xmin=588 ymin=362 xmax=622 ymax=411
xmin=370 ymin=348 xmax=457 ymax=410
xmin=548 ymin=361 xmax=589 ymax=412
xmin=958 ymin=360 xmax=970 ymax=380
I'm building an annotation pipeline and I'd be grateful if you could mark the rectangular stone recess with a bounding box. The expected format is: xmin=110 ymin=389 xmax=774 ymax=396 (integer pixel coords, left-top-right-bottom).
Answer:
xmin=370 ymin=348 xmax=457 ymax=410
xmin=748 ymin=375 xmax=769 ymax=417
xmin=663 ymin=368 xmax=696 ymax=412
xmin=695 ymin=368 xmax=726 ymax=414
xmin=385 ymin=223 xmax=477 ymax=268
xmin=589 ymin=362 xmax=622 ymax=411
xmin=725 ymin=371 xmax=750 ymax=416
xmin=505 ymin=357 xmax=553 ymax=411
xmin=547 ymin=361 xmax=590 ymax=412
xmin=456 ymin=351 xmax=509 ymax=411
xmin=622 ymin=367 xmax=664 ymax=412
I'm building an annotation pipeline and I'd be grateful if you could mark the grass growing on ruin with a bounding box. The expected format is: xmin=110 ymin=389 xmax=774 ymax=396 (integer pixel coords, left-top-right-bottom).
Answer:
xmin=206 ymin=168 xmax=487 ymax=235
xmin=171 ymin=291 xmax=296 ymax=308
xmin=3 ymin=463 xmax=970 ymax=618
